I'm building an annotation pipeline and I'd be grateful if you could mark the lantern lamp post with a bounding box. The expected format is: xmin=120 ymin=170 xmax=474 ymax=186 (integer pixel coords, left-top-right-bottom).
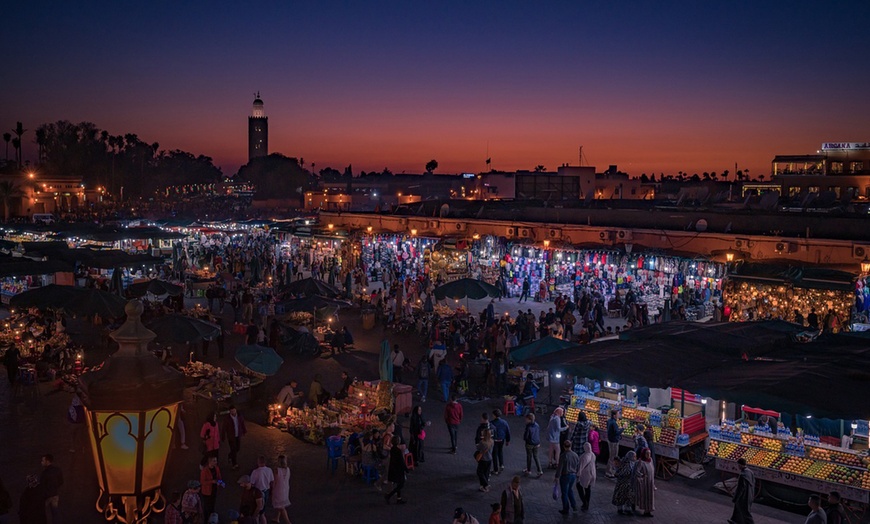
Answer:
xmin=79 ymin=300 xmax=184 ymax=523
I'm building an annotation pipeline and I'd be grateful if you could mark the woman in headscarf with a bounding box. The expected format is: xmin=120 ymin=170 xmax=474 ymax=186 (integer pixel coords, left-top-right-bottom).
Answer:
xmin=634 ymin=447 xmax=655 ymax=517
xmin=611 ymin=450 xmax=637 ymax=515
xmin=576 ymin=442 xmax=597 ymax=512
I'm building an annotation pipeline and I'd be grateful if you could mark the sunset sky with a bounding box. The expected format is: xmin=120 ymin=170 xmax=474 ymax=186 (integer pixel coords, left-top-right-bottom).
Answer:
xmin=3 ymin=1 xmax=869 ymax=178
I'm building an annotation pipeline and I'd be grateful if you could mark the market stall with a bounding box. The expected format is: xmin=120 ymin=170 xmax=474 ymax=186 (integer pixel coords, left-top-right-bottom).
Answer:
xmin=358 ymin=233 xmax=435 ymax=282
xmin=724 ymin=263 xmax=855 ymax=327
xmin=181 ymin=361 xmax=263 ymax=418
xmin=471 ymin=236 xmax=724 ymax=315
xmin=565 ymin=383 xmax=708 ymax=479
xmin=707 ymin=409 xmax=870 ymax=506
xmin=269 ymin=380 xmax=400 ymax=445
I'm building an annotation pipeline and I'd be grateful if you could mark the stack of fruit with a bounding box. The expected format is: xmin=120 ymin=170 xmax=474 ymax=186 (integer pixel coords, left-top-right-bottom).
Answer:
xmin=747 ymin=450 xmax=777 ymax=468
xmin=781 ymin=456 xmax=813 ymax=475
xmin=707 ymin=441 xmax=719 ymax=456
xmin=659 ymin=427 xmax=677 ymax=446
xmin=770 ymin=455 xmax=790 ymax=470
xmin=585 ymin=399 xmax=600 ymax=412
xmin=803 ymin=461 xmax=827 ymax=479
xmin=823 ymin=465 xmax=862 ymax=486
xmin=565 ymin=406 xmax=581 ymax=424
xmin=861 ymin=471 xmax=870 ymax=489
xmin=725 ymin=444 xmax=749 ymax=462
xmin=741 ymin=433 xmax=782 ymax=452
xmin=666 ymin=409 xmax=681 ymax=430
xmin=622 ymin=407 xmax=649 ymax=423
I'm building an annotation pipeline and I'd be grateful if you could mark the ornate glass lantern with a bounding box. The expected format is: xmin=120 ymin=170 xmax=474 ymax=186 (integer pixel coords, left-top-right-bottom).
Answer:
xmin=79 ymin=300 xmax=184 ymax=523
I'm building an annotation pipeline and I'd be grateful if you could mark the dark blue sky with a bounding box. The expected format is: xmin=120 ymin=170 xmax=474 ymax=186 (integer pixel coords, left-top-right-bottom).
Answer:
xmin=3 ymin=1 xmax=869 ymax=176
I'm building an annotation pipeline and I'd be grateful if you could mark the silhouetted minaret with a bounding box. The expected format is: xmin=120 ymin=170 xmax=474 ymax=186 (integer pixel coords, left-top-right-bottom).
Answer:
xmin=248 ymin=92 xmax=268 ymax=161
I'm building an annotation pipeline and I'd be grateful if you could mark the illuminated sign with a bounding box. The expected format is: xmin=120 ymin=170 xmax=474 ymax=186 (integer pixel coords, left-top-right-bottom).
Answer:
xmin=462 ymin=173 xmax=476 ymax=178
xmin=821 ymin=142 xmax=870 ymax=151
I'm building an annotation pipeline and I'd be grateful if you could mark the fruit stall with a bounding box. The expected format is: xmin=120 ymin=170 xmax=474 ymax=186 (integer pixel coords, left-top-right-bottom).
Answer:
xmin=566 ymin=384 xmax=709 ymax=479
xmin=707 ymin=416 xmax=870 ymax=506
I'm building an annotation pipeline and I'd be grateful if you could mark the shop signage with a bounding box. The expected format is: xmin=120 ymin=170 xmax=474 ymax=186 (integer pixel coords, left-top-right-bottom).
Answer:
xmin=821 ymin=142 xmax=870 ymax=151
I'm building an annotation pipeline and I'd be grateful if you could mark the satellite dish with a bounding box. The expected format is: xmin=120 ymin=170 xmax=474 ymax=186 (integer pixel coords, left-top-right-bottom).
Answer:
xmin=439 ymin=203 xmax=450 ymax=217
xmin=695 ymin=219 xmax=708 ymax=232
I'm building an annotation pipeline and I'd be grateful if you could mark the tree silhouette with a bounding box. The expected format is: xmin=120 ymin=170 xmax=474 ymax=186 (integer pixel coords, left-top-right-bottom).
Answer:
xmin=35 ymin=127 xmax=46 ymax=164
xmin=534 ymin=165 xmax=546 ymax=172
xmin=12 ymin=122 xmax=26 ymax=168
xmin=0 ymin=180 xmax=23 ymax=221
xmin=11 ymin=138 xmax=20 ymax=169
xmin=425 ymin=159 xmax=438 ymax=174
xmin=2 ymin=133 xmax=9 ymax=162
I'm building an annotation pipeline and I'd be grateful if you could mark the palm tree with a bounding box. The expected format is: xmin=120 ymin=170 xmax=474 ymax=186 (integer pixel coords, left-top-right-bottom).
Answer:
xmin=34 ymin=128 xmax=46 ymax=164
xmin=12 ymin=122 xmax=26 ymax=168
xmin=11 ymin=138 xmax=20 ymax=169
xmin=2 ymin=133 xmax=10 ymax=163
xmin=0 ymin=180 xmax=23 ymax=221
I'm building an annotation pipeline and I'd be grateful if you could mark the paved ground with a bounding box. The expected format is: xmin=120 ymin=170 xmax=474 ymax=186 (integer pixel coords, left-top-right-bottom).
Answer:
xmin=0 ymin=288 xmax=828 ymax=523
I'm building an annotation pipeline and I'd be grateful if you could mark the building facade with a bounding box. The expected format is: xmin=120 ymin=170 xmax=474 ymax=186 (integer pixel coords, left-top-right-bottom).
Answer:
xmin=772 ymin=142 xmax=870 ymax=200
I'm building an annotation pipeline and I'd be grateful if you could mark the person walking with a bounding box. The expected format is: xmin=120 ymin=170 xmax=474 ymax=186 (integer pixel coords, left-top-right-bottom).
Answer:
xmin=522 ymin=413 xmax=543 ymax=478
xmin=499 ymin=475 xmax=525 ymax=524
xmin=18 ymin=475 xmax=45 ymax=524
xmin=612 ymin=451 xmax=637 ymax=516
xmin=222 ymin=405 xmax=248 ymax=470
xmin=475 ymin=413 xmax=496 ymax=445
xmin=453 ymin=507 xmax=481 ymax=524
xmin=589 ymin=424 xmax=601 ymax=461
xmin=250 ymin=456 xmax=274 ymax=524
xmin=437 ymin=359 xmax=454 ymax=402
xmin=200 ymin=412 xmax=221 ymax=462
xmin=384 ymin=436 xmax=408 ymax=504
xmin=409 ymin=405 xmax=430 ymax=464
xmin=490 ymin=409 xmax=511 ymax=476
xmin=805 ymin=494 xmax=826 ymax=524
xmin=519 ymin=277 xmax=530 ymax=303
xmin=181 ymin=480 xmax=204 ymax=524
xmin=163 ymin=491 xmax=183 ymax=524
xmin=546 ymin=408 xmax=568 ymax=469
xmin=606 ymin=410 xmax=624 ymax=477
xmin=554 ymin=440 xmax=579 ymax=515
xmin=571 ymin=411 xmax=590 ymax=457
xmin=576 ymin=442 xmax=596 ymax=512
xmin=729 ymin=458 xmax=755 ymax=524
xmin=39 ymin=454 xmax=63 ymax=524
xmin=271 ymin=455 xmax=292 ymax=524
xmin=634 ymin=448 xmax=655 ymax=517
xmin=199 ymin=455 xmax=222 ymax=519
xmin=238 ymin=475 xmax=264 ymax=521
xmin=391 ymin=345 xmax=405 ymax=383
xmin=415 ymin=354 xmax=431 ymax=402
xmin=826 ymin=491 xmax=846 ymax=524
xmin=444 ymin=394 xmax=463 ymax=454
xmin=475 ymin=429 xmax=494 ymax=492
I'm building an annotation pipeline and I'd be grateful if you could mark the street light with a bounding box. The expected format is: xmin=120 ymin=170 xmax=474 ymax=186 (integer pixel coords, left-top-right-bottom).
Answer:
xmin=726 ymin=252 xmax=735 ymax=263
xmin=79 ymin=300 xmax=184 ymax=524
xmin=861 ymin=256 xmax=870 ymax=275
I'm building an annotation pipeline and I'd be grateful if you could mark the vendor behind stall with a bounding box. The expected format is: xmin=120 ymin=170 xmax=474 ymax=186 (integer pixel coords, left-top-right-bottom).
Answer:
xmin=276 ymin=380 xmax=304 ymax=409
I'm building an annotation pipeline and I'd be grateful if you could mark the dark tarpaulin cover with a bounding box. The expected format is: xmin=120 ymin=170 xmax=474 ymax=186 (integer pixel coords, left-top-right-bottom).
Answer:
xmin=520 ymin=321 xmax=870 ymax=420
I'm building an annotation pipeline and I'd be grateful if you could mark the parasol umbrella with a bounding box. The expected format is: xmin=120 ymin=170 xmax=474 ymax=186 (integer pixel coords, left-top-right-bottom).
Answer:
xmin=433 ymin=278 xmax=500 ymax=301
xmin=379 ymin=338 xmax=393 ymax=382
xmin=235 ymin=344 xmax=284 ymax=376
xmin=277 ymin=295 xmax=350 ymax=313
xmin=63 ymin=288 xmax=128 ymax=319
xmin=127 ymin=279 xmax=184 ymax=298
xmin=145 ymin=314 xmax=221 ymax=344
xmin=9 ymin=284 xmax=83 ymax=311
xmin=282 ymin=277 xmax=341 ymax=297
xmin=510 ymin=336 xmax=580 ymax=362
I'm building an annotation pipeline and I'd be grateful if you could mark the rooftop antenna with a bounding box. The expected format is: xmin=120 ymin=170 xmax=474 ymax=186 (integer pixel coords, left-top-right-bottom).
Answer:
xmin=578 ymin=146 xmax=589 ymax=167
